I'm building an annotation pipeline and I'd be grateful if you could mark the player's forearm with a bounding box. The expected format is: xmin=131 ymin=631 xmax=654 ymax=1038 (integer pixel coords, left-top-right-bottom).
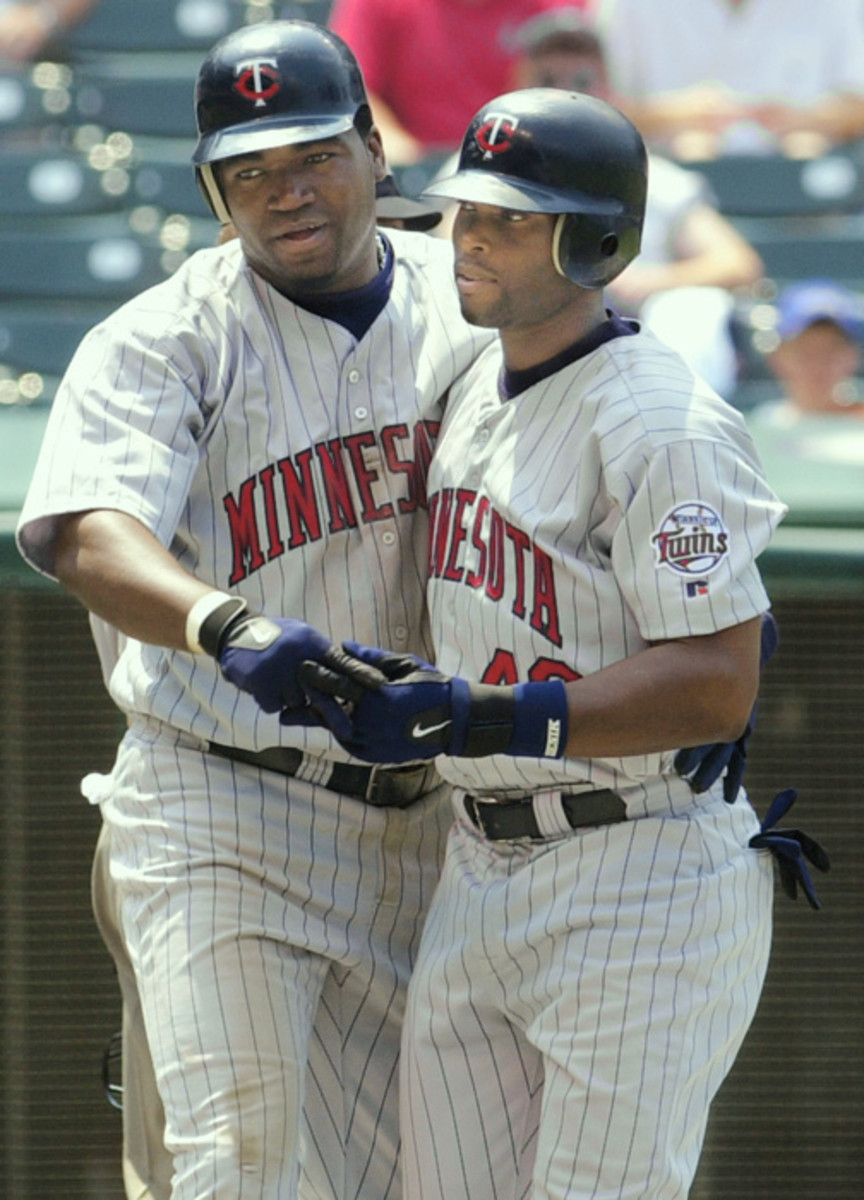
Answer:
xmin=53 ymin=509 xmax=215 ymax=651
xmin=560 ymin=617 xmax=762 ymax=759
xmin=297 ymin=616 xmax=765 ymax=766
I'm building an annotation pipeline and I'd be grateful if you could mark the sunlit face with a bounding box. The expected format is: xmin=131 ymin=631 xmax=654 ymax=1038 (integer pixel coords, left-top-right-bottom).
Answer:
xmin=452 ymin=201 xmax=577 ymax=331
xmin=218 ymin=129 xmax=386 ymax=296
xmin=770 ymin=320 xmax=862 ymax=413
xmin=516 ymin=49 xmax=609 ymax=98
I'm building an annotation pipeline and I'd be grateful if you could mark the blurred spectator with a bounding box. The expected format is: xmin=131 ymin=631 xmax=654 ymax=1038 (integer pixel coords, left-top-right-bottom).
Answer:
xmin=511 ymin=7 xmax=763 ymax=393
xmin=745 ymin=280 xmax=864 ymax=523
xmin=328 ymin=0 xmax=594 ymax=165
xmin=0 ymin=0 xmax=99 ymax=62
xmin=596 ymin=0 xmax=864 ymax=158
xmin=751 ymin=280 xmax=864 ymax=421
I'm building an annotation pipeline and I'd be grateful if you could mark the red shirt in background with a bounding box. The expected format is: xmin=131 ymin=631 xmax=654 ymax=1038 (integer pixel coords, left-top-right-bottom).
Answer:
xmin=329 ymin=0 xmax=591 ymax=155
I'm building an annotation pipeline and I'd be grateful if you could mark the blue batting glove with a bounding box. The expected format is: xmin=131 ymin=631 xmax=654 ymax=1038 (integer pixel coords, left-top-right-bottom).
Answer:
xmin=748 ymin=788 xmax=830 ymax=910
xmin=299 ymin=642 xmax=569 ymax=764
xmin=196 ymin=596 xmax=341 ymax=719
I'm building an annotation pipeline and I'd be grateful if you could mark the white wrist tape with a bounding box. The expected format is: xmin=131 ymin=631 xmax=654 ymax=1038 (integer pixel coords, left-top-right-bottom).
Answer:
xmin=185 ymin=591 xmax=237 ymax=654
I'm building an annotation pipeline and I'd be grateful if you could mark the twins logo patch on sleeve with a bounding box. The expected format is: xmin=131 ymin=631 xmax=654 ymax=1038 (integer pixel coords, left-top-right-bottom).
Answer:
xmin=651 ymin=501 xmax=730 ymax=577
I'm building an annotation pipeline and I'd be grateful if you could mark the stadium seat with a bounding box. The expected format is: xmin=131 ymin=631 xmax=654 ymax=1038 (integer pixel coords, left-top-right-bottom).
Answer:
xmin=274 ymin=0 xmax=335 ymax=23
xmin=69 ymin=53 xmax=202 ymax=139
xmin=0 ymin=147 xmax=127 ymax=217
xmin=64 ymin=0 xmax=246 ymax=54
xmin=0 ymin=299 xmax=115 ymax=406
xmin=735 ymin=215 xmax=864 ymax=283
xmin=0 ymin=212 xmax=215 ymax=302
xmin=680 ymin=147 xmax=864 ymax=218
xmin=0 ymin=300 xmax=112 ymax=377
xmin=0 ymin=63 xmax=75 ymax=137
xmin=126 ymin=136 xmax=212 ymax=218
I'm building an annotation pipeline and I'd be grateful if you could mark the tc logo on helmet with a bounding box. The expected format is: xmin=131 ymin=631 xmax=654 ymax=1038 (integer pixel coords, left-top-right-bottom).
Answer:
xmin=475 ymin=114 xmax=519 ymax=158
xmin=234 ymin=57 xmax=281 ymax=107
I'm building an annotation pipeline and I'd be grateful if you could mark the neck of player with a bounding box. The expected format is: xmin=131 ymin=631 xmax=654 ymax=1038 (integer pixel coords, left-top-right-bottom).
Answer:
xmin=499 ymin=288 xmax=608 ymax=371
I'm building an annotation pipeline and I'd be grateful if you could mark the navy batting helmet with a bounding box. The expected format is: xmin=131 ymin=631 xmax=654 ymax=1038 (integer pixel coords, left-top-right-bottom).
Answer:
xmin=192 ymin=21 xmax=371 ymax=221
xmin=424 ymin=88 xmax=647 ymax=288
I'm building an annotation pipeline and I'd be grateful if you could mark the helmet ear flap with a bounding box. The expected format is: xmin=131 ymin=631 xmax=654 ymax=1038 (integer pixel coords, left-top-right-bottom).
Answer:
xmin=196 ymin=163 xmax=232 ymax=224
xmin=552 ymin=212 xmax=640 ymax=289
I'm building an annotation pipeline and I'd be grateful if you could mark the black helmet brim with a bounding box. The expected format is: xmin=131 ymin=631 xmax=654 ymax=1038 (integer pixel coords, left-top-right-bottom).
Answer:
xmin=193 ymin=112 xmax=357 ymax=166
xmin=423 ymin=169 xmax=624 ymax=217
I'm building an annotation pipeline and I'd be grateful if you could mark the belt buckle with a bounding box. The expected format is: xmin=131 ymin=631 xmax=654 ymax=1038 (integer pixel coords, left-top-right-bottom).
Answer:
xmin=365 ymin=762 xmax=431 ymax=808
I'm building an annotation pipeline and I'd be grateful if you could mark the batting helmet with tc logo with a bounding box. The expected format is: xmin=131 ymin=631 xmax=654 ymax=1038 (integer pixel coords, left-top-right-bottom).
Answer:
xmin=192 ymin=20 xmax=371 ymax=221
xmin=424 ymin=88 xmax=647 ymax=288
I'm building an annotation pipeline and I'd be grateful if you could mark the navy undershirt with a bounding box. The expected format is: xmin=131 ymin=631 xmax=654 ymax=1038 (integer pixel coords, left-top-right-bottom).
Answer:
xmin=291 ymin=235 xmax=395 ymax=341
xmin=500 ymin=310 xmax=639 ymax=400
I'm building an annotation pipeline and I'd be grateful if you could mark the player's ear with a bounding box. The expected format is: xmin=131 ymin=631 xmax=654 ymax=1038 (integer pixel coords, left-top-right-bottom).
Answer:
xmin=360 ymin=116 xmax=387 ymax=182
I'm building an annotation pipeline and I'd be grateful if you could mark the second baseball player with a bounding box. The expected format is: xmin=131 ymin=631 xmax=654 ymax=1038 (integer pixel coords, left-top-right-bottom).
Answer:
xmin=298 ymin=88 xmax=790 ymax=1200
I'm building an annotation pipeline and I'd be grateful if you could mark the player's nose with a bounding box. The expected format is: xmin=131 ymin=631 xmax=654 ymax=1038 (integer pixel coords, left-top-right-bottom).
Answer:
xmin=267 ymin=170 xmax=316 ymax=210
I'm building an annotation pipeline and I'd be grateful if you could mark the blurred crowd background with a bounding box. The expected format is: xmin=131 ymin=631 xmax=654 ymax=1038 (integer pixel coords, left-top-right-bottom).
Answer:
xmin=1 ymin=0 xmax=863 ymax=525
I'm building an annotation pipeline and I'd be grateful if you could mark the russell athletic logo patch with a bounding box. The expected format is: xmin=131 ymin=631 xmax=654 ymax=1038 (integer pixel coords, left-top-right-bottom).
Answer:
xmin=651 ymin=502 xmax=730 ymax=576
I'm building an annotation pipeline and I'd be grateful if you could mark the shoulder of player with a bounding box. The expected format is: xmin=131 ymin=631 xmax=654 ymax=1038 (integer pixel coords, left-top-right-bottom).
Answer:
xmin=439 ymin=330 xmax=759 ymax=476
xmin=576 ymin=327 xmax=754 ymax=452
xmin=385 ymin=226 xmax=454 ymax=277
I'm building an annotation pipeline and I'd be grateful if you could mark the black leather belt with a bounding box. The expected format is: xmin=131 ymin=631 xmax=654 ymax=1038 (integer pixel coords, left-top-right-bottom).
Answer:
xmin=461 ymin=788 xmax=627 ymax=841
xmin=207 ymin=742 xmax=437 ymax=809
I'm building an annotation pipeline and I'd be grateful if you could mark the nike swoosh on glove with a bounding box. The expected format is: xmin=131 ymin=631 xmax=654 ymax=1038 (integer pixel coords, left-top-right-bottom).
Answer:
xmin=298 ymin=641 xmax=569 ymax=764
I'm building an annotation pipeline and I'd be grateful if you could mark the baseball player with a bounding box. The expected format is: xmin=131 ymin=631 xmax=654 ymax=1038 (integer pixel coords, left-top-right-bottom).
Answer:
xmin=16 ymin=20 xmax=492 ymax=1200
xmin=298 ymin=90 xmax=828 ymax=1200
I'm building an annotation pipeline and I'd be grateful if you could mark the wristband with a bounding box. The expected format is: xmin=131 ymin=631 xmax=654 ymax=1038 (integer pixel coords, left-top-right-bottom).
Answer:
xmin=185 ymin=591 xmax=246 ymax=655
xmin=455 ymin=679 xmax=569 ymax=758
xmin=510 ymin=680 xmax=568 ymax=758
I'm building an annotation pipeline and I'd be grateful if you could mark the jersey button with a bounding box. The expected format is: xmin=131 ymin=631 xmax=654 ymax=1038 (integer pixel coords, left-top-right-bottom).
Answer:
xmin=382 ymin=530 xmax=396 ymax=546
xmin=348 ymin=369 xmax=361 ymax=383
xmin=394 ymin=626 xmax=407 ymax=642
xmin=354 ymin=406 xmax=368 ymax=419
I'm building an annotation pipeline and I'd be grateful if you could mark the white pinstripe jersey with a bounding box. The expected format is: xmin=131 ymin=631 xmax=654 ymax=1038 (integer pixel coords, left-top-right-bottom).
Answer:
xmin=426 ymin=323 xmax=787 ymax=797
xmin=17 ymin=230 xmax=491 ymax=755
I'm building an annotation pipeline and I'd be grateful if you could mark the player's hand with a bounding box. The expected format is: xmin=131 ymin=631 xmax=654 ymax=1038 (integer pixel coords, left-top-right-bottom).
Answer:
xmin=675 ymin=611 xmax=778 ymax=802
xmin=298 ymin=641 xmax=569 ymax=764
xmin=217 ymin=613 xmax=339 ymax=718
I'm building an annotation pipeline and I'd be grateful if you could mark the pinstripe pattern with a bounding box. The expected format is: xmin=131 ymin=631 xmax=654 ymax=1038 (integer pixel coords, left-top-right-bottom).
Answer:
xmin=18 ymin=230 xmax=490 ymax=754
xmin=17 ymin=228 xmax=492 ymax=1198
xmin=401 ymin=323 xmax=781 ymax=1199
xmin=426 ymin=326 xmax=786 ymax=798
xmin=104 ymin=731 xmax=451 ymax=1199
xmin=402 ymin=798 xmax=773 ymax=1200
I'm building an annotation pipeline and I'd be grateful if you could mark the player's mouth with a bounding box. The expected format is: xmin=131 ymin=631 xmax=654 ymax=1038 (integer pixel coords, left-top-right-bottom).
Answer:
xmin=455 ymin=260 xmax=498 ymax=295
xmin=272 ymin=220 xmax=327 ymax=247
